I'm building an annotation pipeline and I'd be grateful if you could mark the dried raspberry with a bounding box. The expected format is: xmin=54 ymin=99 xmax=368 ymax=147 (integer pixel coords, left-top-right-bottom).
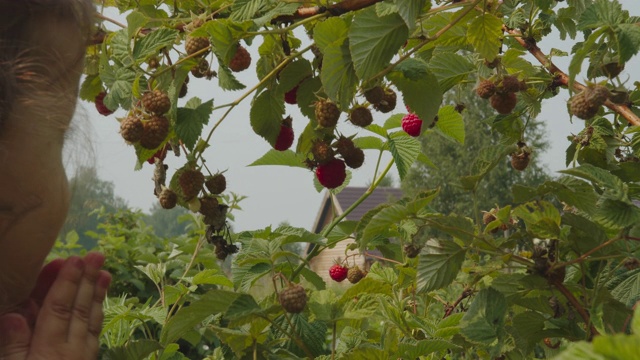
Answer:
xmin=482 ymin=211 xmax=497 ymax=225
xmin=147 ymin=57 xmax=160 ymax=69
xmin=500 ymin=75 xmax=521 ymax=93
xmin=274 ymin=117 xmax=294 ymax=151
xmin=284 ymin=86 xmax=298 ymax=105
xmin=601 ymin=61 xmax=624 ymax=78
xmin=140 ymin=115 xmax=170 ymax=149
xmin=191 ymin=58 xmax=211 ymax=78
xmin=363 ymin=86 xmax=384 ymax=104
xmin=142 ymin=90 xmax=171 ymax=115
xmin=199 ymin=196 xmax=219 ymax=218
xmin=335 ymin=136 xmax=364 ymax=169
xmin=205 ymin=173 xmax=226 ymax=194
xmin=279 ymin=283 xmax=307 ymax=313
xmin=476 ymin=80 xmax=496 ymax=99
xmin=316 ymin=159 xmax=346 ymax=189
xmin=159 ymin=188 xmax=177 ymax=209
xmin=490 ymin=92 xmax=517 ymax=114
xmin=569 ymin=86 xmax=609 ymax=120
xmin=347 ymin=266 xmax=365 ymax=284
xmin=403 ymin=244 xmax=421 ymax=258
xmin=349 ymin=106 xmax=373 ymax=127
xmin=510 ymin=151 xmax=530 ymax=171
xmin=179 ymin=169 xmax=205 ymax=200
xmin=95 ymin=92 xmax=114 ymax=116
xmin=185 ymin=36 xmax=210 ymax=56
xmin=329 ymin=263 xmax=348 ymax=282
xmin=311 ymin=140 xmax=335 ymax=164
xmin=119 ymin=116 xmax=143 ymax=143
xmin=402 ymin=113 xmax=423 ymax=137
xmin=229 ymin=45 xmax=251 ymax=72
xmin=373 ymin=88 xmax=397 ymax=113
xmin=315 ymin=99 xmax=341 ymax=128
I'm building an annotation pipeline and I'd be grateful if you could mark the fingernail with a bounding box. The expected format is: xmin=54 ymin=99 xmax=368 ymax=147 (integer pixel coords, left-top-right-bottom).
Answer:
xmin=97 ymin=272 xmax=112 ymax=291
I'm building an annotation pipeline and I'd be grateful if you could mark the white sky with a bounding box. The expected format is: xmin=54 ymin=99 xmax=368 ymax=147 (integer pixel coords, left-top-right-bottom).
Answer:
xmin=67 ymin=1 xmax=639 ymax=232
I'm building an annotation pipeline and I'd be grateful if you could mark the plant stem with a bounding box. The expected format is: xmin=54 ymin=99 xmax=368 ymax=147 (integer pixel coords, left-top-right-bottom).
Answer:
xmin=331 ymin=321 xmax=337 ymax=360
xmin=504 ymin=26 xmax=640 ymax=126
xmin=363 ymin=251 xmax=403 ymax=265
xmin=550 ymin=279 xmax=600 ymax=340
xmin=554 ymin=237 xmax=620 ymax=269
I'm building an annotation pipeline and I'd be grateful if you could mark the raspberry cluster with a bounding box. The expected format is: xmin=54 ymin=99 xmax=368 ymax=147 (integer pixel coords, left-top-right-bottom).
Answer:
xmin=476 ymin=75 xmax=527 ymax=115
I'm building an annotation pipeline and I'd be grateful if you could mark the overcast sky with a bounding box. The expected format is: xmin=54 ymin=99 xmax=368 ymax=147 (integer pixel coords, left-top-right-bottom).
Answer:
xmin=66 ymin=1 xmax=639 ymax=232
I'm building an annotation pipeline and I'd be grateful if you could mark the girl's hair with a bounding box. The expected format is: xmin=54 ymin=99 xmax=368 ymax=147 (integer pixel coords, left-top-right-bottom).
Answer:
xmin=0 ymin=0 xmax=94 ymax=131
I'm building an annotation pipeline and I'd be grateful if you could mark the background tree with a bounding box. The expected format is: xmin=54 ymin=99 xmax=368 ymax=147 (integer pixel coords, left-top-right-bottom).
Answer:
xmin=60 ymin=166 xmax=127 ymax=248
xmin=144 ymin=202 xmax=191 ymax=238
xmin=403 ymin=84 xmax=551 ymax=217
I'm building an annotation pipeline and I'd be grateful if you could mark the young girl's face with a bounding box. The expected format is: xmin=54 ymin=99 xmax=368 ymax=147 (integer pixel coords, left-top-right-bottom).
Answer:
xmin=0 ymin=0 xmax=93 ymax=313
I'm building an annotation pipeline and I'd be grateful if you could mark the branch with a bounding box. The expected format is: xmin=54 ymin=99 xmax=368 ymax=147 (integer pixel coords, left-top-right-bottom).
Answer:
xmin=504 ymin=26 xmax=640 ymax=127
xmin=272 ymin=0 xmax=385 ymax=23
xmin=443 ymin=288 xmax=473 ymax=318
xmin=550 ymin=279 xmax=600 ymax=340
xmin=553 ymin=237 xmax=620 ymax=269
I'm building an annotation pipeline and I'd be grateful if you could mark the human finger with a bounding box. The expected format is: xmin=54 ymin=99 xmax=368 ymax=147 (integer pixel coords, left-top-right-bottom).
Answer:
xmin=86 ymin=270 xmax=111 ymax=357
xmin=0 ymin=313 xmax=31 ymax=360
xmin=30 ymin=256 xmax=85 ymax=345
xmin=29 ymin=258 xmax=65 ymax=306
xmin=67 ymin=252 xmax=104 ymax=344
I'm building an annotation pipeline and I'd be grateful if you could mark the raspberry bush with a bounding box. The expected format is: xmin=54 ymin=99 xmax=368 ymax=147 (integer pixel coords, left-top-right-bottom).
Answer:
xmin=79 ymin=0 xmax=640 ymax=358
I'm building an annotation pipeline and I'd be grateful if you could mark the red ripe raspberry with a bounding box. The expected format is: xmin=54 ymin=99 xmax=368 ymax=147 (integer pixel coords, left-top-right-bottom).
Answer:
xmin=316 ymin=158 xmax=346 ymax=189
xmin=402 ymin=113 xmax=423 ymax=137
xmin=229 ymin=45 xmax=251 ymax=72
xmin=284 ymin=86 xmax=298 ymax=105
xmin=329 ymin=264 xmax=348 ymax=282
xmin=274 ymin=117 xmax=294 ymax=151
xmin=95 ymin=91 xmax=114 ymax=116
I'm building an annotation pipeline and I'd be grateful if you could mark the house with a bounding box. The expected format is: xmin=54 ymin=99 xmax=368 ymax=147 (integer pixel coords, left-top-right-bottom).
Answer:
xmin=307 ymin=186 xmax=404 ymax=286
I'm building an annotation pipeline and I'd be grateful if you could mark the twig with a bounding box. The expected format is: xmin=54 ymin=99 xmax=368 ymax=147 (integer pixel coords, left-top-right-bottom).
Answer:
xmin=443 ymin=287 xmax=473 ymax=318
xmin=550 ymin=279 xmax=599 ymax=339
xmin=362 ymin=251 xmax=403 ymax=265
xmin=504 ymin=26 xmax=640 ymax=127
xmin=271 ymin=0 xmax=385 ymax=23
xmin=96 ymin=13 xmax=126 ymax=28
xmin=553 ymin=237 xmax=620 ymax=269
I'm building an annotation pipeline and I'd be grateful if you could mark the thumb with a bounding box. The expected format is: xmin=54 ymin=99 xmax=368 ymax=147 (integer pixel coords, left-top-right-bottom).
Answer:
xmin=0 ymin=313 xmax=31 ymax=360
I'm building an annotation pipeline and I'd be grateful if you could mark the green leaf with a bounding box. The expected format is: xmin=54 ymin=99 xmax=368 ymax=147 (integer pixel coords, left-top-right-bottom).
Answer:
xmin=459 ymin=144 xmax=515 ymax=191
xmin=248 ymin=149 xmax=308 ymax=168
xmin=194 ymin=19 xmax=251 ymax=63
xmin=176 ymin=98 xmax=213 ymax=150
xmin=313 ymin=17 xmax=349 ymax=52
xmin=271 ymin=314 xmax=327 ymax=357
xmin=104 ymin=67 xmax=137 ymax=110
xmin=467 ymin=13 xmax=503 ymax=61
xmin=232 ymin=262 xmax=272 ymax=293
xmin=425 ymin=214 xmax=475 ymax=245
xmin=417 ymin=240 xmax=466 ymax=293
xmin=230 ymin=0 xmax=265 ymax=22
xmin=277 ymin=59 xmax=313 ymax=93
xmin=103 ymin=339 xmax=164 ymax=360
xmin=387 ymin=58 xmax=442 ymax=127
xmin=387 ymin=131 xmax=421 ymax=181
xmin=578 ymin=0 xmax=626 ymax=30
xmin=460 ymin=288 xmax=507 ymax=347
xmin=250 ymin=89 xmax=285 ymax=145
xmin=592 ymin=334 xmax=640 ymax=360
xmin=512 ymin=201 xmax=562 ymax=239
xmin=308 ymin=290 xmax=342 ymax=322
xmin=320 ymin=39 xmax=358 ymax=109
xmin=348 ymin=7 xmax=408 ymax=81
xmin=394 ymin=0 xmax=427 ymax=31
xmin=217 ymin=64 xmax=246 ymax=90
xmin=191 ymin=269 xmax=233 ymax=287
xmin=384 ymin=114 xmax=404 ymax=129
xmin=296 ymin=77 xmax=322 ymax=122
xmin=299 ymin=267 xmax=326 ymax=290
xmin=429 ymin=52 xmax=474 ymax=92
xmin=435 ymin=105 xmax=465 ymax=144
xmin=398 ymin=339 xmax=458 ymax=358
xmin=554 ymin=342 xmax=604 ymax=360
xmin=353 ymin=136 xmax=385 ymax=150
xmin=616 ymin=24 xmax=640 ymax=62
xmin=132 ymin=28 xmax=178 ymax=63
xmin=611 ymin=271 xmax=640 ymax=307
xmin=161 ymin=290 xmax=259 ymax=344
xmin=360 ymin=203 xmax=409 ymax=249
xmin=79 ymin=75 xmax=104 ymax=102
xmin=568 ymin=28 xmax=605 ymax=88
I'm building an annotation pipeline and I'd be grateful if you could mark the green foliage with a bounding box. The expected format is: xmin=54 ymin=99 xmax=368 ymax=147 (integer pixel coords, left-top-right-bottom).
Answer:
xmin=81 ymin=0 xmax=640 ymax=358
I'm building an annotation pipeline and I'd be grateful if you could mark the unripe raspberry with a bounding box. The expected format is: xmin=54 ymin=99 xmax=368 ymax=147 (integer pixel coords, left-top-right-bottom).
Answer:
xmin=142 ymin=90 xmax=171 ymax=115
xmin=510 ymin=151 xmax=530 ymax=171
xmin=315 ymin=99 xmax=341 ymax=128
xmin=199 ymin=196 xmax=219 ymax=218
xmin=476 ymin=79 xmax=496 ymax=99
xmin=185 ymin=36 xmax=210 ymax=56
xmin=179 ymin=169 xmax=205 ymax=200
xmin=120 ymin=116 xmax=143 ymax=143
xmin=500 ymin=75 xmax=521 ymax=93
xmin=279 ymin=283 xmax=307 ymax=313
xmin=191 ymin=58 xmax=210 ymax=78
xmin=347 ymin=266 xmax=365 ymax=284
xmin=140 ymin=115 xmax=170 ymax=149
xmin=311 ymin=140 xmax=335 ymax=164
xmin=205 ymin=173 xmax=226 ymax=194
xmin=159 ymin=188 xmax=177 ymax=209
xmin=335 ymin=136 xmax=364 ymax=169
xmin=349 ymin=106 xmax=373 ymax=127
xmin=373 ymin=88 xmax=397 ymax=113
xmin=229 ymin=45 xmax=251 ymax=72
xmin=363 ymin=86 xmax=384 ymax=104
xmin=490 ymin=92 xmax=517 ymax=114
